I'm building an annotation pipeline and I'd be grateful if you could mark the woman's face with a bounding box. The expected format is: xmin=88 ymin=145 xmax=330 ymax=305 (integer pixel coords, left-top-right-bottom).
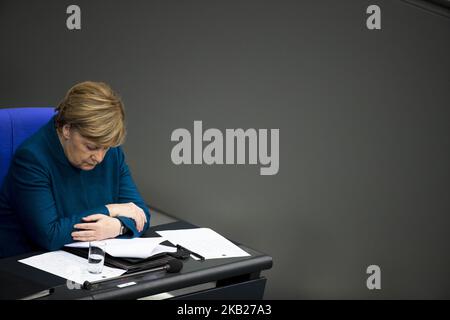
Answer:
xmin=58 ymin=125 xmax=110 ymax=170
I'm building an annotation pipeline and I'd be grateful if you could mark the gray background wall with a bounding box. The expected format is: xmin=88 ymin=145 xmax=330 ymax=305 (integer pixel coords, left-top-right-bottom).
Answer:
xmin=1 ymin=0 xmax=449 ymax=299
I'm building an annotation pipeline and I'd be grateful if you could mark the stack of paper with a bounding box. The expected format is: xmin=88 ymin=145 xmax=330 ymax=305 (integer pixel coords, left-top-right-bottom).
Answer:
xmin=19 ymin=251 xmax=126 ymax=285
xmin=65 ymin=237 xmax=176 ymax=259
xmin=156 ymin=228 xmax=250 ymax=260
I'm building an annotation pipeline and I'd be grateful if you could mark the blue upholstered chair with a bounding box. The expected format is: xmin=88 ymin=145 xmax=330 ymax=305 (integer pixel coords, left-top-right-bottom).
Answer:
xmin=0 ymin=107 xmax=55 ymax=187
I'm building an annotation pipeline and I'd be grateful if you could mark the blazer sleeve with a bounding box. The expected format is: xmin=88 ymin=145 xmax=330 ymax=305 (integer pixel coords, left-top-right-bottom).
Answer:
xmin=9 ymin=148 xmax=110 ymax=251
xmin=115 ymin=147 xmax=151 ymax=238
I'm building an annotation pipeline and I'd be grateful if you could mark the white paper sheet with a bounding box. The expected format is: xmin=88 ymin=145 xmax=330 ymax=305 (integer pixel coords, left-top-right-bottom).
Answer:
xmin=19 ymin=251 xmax=126 ymax=285
xmin=65 ymin=237 xmax=176 ymax=259
xmin=151 ymin=244 xmax=177 ymax=256
xmin=156 ymin=228 xmax=250 ymax=260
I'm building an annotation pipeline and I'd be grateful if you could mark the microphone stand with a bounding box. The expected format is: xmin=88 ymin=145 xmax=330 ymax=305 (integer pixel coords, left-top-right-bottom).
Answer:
xmin=83 ymin=264 xmax=171 ymax=290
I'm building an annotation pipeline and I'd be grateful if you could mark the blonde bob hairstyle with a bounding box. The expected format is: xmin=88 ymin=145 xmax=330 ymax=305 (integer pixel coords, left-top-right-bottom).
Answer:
xmin=55 ymin=81 xmax=126 ymax=147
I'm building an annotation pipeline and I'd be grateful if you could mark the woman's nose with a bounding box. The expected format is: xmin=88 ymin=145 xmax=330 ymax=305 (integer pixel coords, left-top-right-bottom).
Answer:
xmin=92 ymin=149 xmax=106 ymax=163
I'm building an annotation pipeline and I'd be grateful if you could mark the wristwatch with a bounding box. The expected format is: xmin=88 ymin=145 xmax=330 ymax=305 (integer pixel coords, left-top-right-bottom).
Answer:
xmin=118 ymin=220 xmax=128 ymax=236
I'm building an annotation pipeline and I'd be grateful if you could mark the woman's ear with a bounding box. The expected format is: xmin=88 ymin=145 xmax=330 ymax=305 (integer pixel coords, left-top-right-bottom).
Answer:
xmin=62 ymin=124 xmax=72 ymax=140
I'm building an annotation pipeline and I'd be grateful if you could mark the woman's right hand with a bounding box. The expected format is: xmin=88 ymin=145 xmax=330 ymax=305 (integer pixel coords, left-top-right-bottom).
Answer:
xmin=106 ymin=202 xmax=147 ymax=232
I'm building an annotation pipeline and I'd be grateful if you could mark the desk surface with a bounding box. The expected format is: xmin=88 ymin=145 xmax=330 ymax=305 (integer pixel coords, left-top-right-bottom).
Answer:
xmin=0 ymin=221 xmax=273 ymax=300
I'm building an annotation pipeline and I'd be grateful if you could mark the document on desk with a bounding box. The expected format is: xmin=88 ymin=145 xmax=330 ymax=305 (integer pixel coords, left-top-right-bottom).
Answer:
xmin=156 ymin=228 xmax=250 ymax=260
xmin=19 ymin=251 xmax=126 ymax=285
xmin=65 ymin=237 xmax=176 ymax=259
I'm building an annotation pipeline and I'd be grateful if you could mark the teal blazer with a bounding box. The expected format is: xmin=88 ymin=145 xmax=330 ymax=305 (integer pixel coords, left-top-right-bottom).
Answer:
xmin=0 ymin=116 xmax=151 ymax=258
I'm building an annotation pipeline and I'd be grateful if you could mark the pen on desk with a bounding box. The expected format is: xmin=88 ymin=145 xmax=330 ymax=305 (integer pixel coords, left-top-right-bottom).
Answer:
xmin=176 ymin=244 xmax=205 ymax=261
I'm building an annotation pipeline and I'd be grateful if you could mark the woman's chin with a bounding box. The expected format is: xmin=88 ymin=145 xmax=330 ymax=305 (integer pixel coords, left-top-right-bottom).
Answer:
xmin=80 ymin=163 xmax=96 ymax=170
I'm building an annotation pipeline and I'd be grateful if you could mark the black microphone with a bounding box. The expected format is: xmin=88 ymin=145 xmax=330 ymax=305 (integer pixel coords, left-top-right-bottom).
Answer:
xmin=83 ymin=259 xmax=183 ymax=290
xmin=164 ymin=259 xmax=183 ymax=273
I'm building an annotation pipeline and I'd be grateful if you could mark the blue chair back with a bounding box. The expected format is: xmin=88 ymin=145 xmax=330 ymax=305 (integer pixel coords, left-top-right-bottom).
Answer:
xmin=0 ymin=107 xmax=55 ymax=186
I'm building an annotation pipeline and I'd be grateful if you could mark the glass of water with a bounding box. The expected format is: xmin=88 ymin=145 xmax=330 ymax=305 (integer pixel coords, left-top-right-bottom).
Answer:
xmin=88 ymin=241 xmax=106 ymax=274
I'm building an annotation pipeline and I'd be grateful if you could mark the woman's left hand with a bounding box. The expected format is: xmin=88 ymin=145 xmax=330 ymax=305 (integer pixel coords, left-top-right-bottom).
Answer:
xmin=106 ymin=202 xmax=147 ymax=232
xmin=72 ymin=214 xmax=121 ymax=242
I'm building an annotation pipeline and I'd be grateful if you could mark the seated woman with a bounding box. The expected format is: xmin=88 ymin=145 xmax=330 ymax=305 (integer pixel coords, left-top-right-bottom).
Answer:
xmin=0 ymin=81 xmax=150 ymax=258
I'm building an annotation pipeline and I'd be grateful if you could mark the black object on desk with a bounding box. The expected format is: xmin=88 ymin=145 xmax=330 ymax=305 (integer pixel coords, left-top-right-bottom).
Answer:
xmin=63 ymin=246 xmax=179 ymax=274
xmin=176 ymin=244 xmax=205 ymax=261
xmin=83 ymin=259 xmax=183 ymax=290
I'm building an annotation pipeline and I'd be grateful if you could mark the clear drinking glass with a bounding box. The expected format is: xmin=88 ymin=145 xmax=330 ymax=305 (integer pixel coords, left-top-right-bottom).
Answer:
xmin=88 ymin=241 xmax=106 ymax=274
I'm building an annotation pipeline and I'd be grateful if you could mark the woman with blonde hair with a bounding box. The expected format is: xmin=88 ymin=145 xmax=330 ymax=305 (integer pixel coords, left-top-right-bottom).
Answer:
xmin=0 ymin=81 xmax=150 ymax=257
